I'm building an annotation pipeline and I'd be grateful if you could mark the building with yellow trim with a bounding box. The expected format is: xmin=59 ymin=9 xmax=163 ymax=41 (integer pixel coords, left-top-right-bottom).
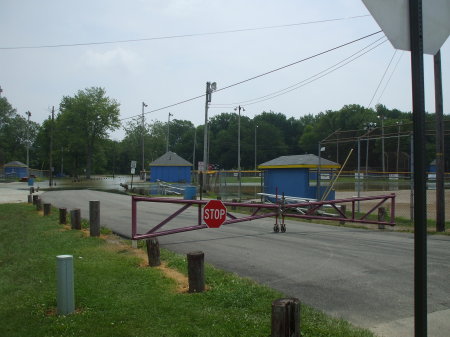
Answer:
xmin=258 ymin=154 xmax=340 ymax=200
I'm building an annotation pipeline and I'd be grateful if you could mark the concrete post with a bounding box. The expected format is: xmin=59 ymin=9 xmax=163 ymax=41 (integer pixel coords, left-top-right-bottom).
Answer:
xmin=56 ymin=255 xmax=75 ymax=315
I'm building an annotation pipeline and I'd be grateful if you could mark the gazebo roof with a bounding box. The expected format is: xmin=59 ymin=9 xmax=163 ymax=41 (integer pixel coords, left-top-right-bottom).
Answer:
xmin=258 ymin=154 xmax=340 ymax=169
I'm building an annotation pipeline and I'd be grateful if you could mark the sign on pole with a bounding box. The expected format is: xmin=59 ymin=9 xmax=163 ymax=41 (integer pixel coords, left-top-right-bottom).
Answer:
xmin=362 ymin=0 xmax=450 ymax=55
xmin=203 ymin=200 xmax=227 ymax=228
xmin=131 ymin=160 xmax=137 ymax=169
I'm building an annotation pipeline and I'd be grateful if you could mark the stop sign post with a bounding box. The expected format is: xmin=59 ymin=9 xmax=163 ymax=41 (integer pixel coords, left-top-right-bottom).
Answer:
xmin=203 ymin=200 xmax=227 ymax=228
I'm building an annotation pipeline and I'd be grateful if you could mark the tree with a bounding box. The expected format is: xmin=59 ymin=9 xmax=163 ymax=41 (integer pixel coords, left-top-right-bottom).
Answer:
xmin=0 ymin=97 xmax=39 ymax=166
xmin=58 ymin=87 xmax=120 ymax=178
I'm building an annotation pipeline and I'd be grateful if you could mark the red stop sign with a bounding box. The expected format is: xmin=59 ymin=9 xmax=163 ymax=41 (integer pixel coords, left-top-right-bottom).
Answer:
xmin=203 ymin=200 xmax=227 ymax=228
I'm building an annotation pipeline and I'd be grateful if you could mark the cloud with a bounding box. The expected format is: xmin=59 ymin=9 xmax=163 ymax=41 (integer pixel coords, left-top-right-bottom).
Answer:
xmin=82 ymin=47 xmax=143 ymax=74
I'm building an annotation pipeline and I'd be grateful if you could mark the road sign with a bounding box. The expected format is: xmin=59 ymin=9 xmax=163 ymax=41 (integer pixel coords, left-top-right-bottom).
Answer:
xmin=131 ymin=160 xmax=137 ymax=169
xmin=203 ymin=200 xmax=227 ymax=228
xmin=362 ymin=0 xmax=450 ymax=55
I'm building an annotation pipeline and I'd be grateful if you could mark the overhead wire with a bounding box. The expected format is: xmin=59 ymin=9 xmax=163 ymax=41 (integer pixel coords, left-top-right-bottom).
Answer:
xmin=210 ymin=36 xmax=387 ymax=108
xmin=119 ymin=30 xmax=383 ymax=122
xmin=0 ymin=15 xmax=370 ymax=50
xmin=375 ymin=51 xmax=404 ymax=105
xmin=367 ymin=49 xmax=398 ymax=108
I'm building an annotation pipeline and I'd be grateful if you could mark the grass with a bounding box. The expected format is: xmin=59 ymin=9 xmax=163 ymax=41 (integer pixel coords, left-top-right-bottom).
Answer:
xmin=0 ymin=203 xmax=375 ymax=337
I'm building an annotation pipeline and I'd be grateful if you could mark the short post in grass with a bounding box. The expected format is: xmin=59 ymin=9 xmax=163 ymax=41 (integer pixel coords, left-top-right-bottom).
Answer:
xmin=146 ymin=238 xmax=161 ymax=267
xmin=271 ymin=298 xmax=300 ymax=337
xmin=378 ymin=207 xmax=386 ymax=230
xmin=56 ymin=255 xmax=75 ymax=315
xmin=59 ymin=208 xmax=67 ymax=225
xmin=187 ymin=251 xmax=205 ymax=293
xmin=43 ymin=203 xmax=51 ymax=216
xmin=32 ymin=194 xmax=39 ymax=205
xmin=339 ymin=204 xmax=346 ymax=225
xmin=29 ymin=186 xmax=34 ymax=194
xmin=27 ymin=194 xmax=32 ymax=203
xmin=70 ymin=209 xmax=81 ymax=230
xmin=89 ymin=200 xmax=100 ymax=237
xmin=36 ymin=198 xmax=42 ymax=211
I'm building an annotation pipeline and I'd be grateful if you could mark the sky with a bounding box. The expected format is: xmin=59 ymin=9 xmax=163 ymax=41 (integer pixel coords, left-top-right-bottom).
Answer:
xmin=1 ymin=0 xmax=449 ymax=141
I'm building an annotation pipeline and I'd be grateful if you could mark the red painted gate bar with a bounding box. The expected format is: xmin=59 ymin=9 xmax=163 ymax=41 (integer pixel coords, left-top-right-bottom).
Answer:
xmin=131 ymin=194 xmax=396 ymax=240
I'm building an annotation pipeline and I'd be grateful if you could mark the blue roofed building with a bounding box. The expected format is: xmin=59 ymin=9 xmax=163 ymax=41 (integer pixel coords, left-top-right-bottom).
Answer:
xmin=149 ymin=151 xmax=192 ymax=183
xmin=258 ymin=154 xmax=340 ymax=200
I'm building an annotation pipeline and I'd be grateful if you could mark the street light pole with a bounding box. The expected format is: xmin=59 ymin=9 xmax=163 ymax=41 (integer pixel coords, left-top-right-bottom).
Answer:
xmin=203 ymin=81 xmax=216 ymax=190
xmin=141 ymin=102 xmax=148 ymax=179
xmin=166 ymin=113 xmax=173 ymax=152
xmin=234 ymin=106 xmax=245 ymax=201
xmin=25 ymin=111 xmax=31 ymax=176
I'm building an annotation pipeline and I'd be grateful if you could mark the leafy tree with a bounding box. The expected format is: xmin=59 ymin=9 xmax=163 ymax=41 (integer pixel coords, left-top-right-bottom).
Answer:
xmin=58 ymin=87 xmax=120 ymax=178
xmin=0 ymin=97 xmax=39 ymax=166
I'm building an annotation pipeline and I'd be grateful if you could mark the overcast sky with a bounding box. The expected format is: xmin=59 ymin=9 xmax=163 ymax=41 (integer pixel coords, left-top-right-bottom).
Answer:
xmin=1 ymin=0 xmax=449 ymax=140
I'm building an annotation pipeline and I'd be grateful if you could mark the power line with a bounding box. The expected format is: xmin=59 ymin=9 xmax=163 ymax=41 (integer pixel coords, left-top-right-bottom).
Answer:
xmin=210 ymin=36 xmax=387 ymax=108
xmin=367 ymin=50 xmax=397 ymax=108
xmin=375 ymin=51 xmax=404 ymax=105
xmin=119 ymin=30 xmax=382 ymax=122
xmin=0 ymin=15 xmax=370 ymax=50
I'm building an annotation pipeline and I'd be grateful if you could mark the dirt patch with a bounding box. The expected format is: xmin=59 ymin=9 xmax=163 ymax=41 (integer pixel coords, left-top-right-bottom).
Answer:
xmin=102 ymin=235 xmax=189 ymax=293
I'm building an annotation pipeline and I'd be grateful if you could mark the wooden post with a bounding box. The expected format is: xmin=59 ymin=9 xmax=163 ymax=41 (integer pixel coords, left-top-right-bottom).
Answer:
xmin=339 ymin=204 xmax=346 ymax=225
xmin=146 ymin=238 xmax=161 ymax=267
xmin=43 ymin=203 xmax=51 ymax=216
xmin=271 ymin=298 xmax=300 ymax=337
xmin=27 ymin=195 xmax=33 ymax=203
xmin=378 ymin=207 xmax=386 ymax=230
xmin=59 ymin=208 xmax=67 ymax=225
xmin=187 ymin=251 xmax=205 ymax=293
xmin=32 ymin=194 xmax=39 ymax=205
xmin=29 ymin=187 xmax=34 ymax=194
xmin=89 ymin=200 xmax=100 ymax=237
xmin=70 ymin=209 xmax=81 ymax=230
xmin=36 ymin=198 xmax=42 ymax=211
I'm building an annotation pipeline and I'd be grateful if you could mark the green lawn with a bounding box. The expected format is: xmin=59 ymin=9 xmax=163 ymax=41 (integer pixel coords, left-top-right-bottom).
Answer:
xmin=0 ymin=203 xmax=375 ymax=337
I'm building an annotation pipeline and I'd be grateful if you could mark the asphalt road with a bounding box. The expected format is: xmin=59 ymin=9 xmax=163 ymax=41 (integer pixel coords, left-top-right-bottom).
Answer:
xmin=41 ymin=190 xmax=450 ymax=337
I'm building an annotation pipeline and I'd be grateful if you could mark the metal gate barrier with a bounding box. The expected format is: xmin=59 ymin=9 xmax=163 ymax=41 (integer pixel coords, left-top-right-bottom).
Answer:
xmin=131 ymin=194 xmax=396 ymax=240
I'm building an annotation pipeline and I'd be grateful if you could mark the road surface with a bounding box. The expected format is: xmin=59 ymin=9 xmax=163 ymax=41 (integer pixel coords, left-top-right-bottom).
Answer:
xmin=40 ymin=189 xmax=450 ymax=337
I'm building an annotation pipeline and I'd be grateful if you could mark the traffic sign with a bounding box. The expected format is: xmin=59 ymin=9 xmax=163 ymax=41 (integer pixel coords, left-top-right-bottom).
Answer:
xmin=362 ymin=0 xmax=450 ymax=55
xmin=203 ymin=200 xmax=227 ymax=228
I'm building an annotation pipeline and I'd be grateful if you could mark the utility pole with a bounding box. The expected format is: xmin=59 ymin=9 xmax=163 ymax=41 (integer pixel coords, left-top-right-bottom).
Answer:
xmin=0 ymin=85 xmax=3 ymax=97
xmin=166 ymin=113 xmax=173 ymax=153
xmin=235 ymin=105 xmax=245 ymax=201
xmin=396 ymin=121 xmax=402 ymax=173
xmin=254 ymin=124 xmax=258 ymax=170
xmin=192 ymin=127 xmax=197 ymax=170
xmin=141 ymin=102 xmax=148 ymax=180
xmin=49 ymin=106 xmax=54 ymax=187
xmin=434 ymin=50 xmax=445 ymax=232
xmin=25 ymin=111 xmax=31 ymax=176
xmin=378 ymin=112 xmax=386 ymax=173
xmin=203 ymin=81 xmax=216 ymax=190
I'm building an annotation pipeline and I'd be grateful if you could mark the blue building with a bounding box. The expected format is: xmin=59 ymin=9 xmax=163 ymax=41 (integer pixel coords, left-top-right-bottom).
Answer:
xmin=149 ymin=151 xmax=192 ymax=183
xmin=3 ymin=161 xmax=28 ymax=179
xmin=258 ymin=154 xmax=340 ymax=200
